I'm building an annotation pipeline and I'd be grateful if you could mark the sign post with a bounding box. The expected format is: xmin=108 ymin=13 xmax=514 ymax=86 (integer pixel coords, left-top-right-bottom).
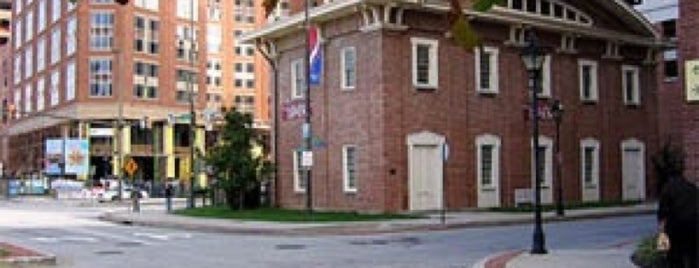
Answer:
xmin=124 ymin=158 xmax=140 ymax=212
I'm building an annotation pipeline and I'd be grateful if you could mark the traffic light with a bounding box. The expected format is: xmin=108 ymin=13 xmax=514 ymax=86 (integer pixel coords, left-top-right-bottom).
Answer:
xmin=115 ymin=0 xmax=129 ymax=5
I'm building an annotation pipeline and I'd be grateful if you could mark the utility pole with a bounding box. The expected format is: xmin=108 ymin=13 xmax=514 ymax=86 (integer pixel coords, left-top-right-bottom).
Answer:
xmin=303 ymin=0 xmax=313 ymax=214
xmin=188 ymin=0 xmax=197 ymax=209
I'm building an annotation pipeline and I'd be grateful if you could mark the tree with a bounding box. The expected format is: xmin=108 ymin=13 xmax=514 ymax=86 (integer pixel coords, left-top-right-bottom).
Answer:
xmin=205 ymin=111 xmax=273 ymax=210
xmin=449 ymin=0 xmax=506 ymax=50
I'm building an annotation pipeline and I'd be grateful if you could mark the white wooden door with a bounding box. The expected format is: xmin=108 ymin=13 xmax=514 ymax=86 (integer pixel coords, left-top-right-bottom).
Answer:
xmin=622 ymin=148 xmax=645 ymax=200
xmin=409 ymin=144 xmax=442 ymax=211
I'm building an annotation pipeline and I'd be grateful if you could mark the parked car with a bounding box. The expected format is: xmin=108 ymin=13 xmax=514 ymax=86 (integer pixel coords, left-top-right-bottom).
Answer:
xmin=97 ymin=187 xmax=149 ymax=202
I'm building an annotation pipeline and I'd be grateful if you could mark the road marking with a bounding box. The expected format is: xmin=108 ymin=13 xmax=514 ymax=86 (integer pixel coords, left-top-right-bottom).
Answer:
xmin=32 ymin=236 xmax=97 ymax=243
xmin=133 ymin=232 xmax=170 ymax=241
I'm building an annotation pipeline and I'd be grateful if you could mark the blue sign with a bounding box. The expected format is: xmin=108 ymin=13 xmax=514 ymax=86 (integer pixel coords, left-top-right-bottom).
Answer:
xmin=45 ymin=139 xmax=63 ymax=175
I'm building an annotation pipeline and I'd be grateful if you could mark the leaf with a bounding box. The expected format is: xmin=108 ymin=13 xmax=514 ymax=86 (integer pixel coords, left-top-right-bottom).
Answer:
xmin=473 ymin=0 xmax=506 ymax=12
xmin=451 ymin=17 xmax=480 ymax=50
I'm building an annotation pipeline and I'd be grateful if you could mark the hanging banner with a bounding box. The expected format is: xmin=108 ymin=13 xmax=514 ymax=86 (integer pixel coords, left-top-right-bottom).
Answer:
xmin=45 ymin=139 xmax=63 ymax=175
xmin=63 ymin=139 xmax=90 ymax=176
xmin=308 ymin=25 xmax=323 ymax=86
xmin=686 ymin=59 xmax=699 ymax=102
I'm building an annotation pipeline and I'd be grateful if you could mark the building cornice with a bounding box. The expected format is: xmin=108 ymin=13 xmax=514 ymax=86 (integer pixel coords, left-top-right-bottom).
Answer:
xmin=241 ymin=0 xmax=660 ymax=47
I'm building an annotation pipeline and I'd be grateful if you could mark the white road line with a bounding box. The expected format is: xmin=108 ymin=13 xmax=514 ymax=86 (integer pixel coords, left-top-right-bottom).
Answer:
xmin=62 ymin=227 xmax=153 ymax=245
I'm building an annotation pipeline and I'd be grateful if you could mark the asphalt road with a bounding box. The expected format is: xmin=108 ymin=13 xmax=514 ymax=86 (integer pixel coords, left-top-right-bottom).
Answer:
xmin=0 ymin=199 xmax=655 ymax=268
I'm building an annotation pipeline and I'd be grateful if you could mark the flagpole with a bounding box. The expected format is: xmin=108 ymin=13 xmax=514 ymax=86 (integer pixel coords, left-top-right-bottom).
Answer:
xmin=303 ymin=0 xmax=313 ymax=214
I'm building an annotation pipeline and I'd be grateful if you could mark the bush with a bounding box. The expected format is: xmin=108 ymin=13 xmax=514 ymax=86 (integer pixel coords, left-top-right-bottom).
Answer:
xmin=631 ymin=236 xmax=668 ymax=268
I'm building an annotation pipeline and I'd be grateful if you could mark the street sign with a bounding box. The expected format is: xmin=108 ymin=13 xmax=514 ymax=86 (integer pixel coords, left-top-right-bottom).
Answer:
xmin=124 ymin=159 xmax=139 ymax=177
xmin=301 ymin=151 xmax=313 ymax=167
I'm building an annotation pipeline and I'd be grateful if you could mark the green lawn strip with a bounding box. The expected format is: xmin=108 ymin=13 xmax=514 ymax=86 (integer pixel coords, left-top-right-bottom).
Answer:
xmin=0 ymin=248 xmax=9 ymax=257
xmin=488 ymin=200 xmax=643 ymax=213
xmin=174 ymin=207 xmax=421 ymax=222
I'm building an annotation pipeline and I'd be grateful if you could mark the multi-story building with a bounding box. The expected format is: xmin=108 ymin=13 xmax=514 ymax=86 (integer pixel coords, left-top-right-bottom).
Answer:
xmin=1 ymin=0 xmax=269 ymax=189
xmin=245 ymin=0 xmax=662 ymax=211
xmin=637 ymin=0 xmax=699 ymax=181
xmin=0 ymin=0 xmax=10 ymax=175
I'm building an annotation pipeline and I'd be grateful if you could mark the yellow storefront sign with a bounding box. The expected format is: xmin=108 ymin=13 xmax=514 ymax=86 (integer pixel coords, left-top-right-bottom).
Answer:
xmin=686 ymin=59 xmax=699 ymax=102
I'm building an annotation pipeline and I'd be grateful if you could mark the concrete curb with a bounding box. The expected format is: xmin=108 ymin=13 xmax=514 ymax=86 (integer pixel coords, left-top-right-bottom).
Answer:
xmin=99 ymin=206 xmax=655 ymax=236
xmin=0 ymin=242 xmax=57 ymax=265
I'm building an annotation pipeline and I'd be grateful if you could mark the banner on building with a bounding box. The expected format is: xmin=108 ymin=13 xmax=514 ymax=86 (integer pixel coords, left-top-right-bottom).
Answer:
xmin=45 ymin=139 xmax=64 ymax=175
xmin=686 ymin=59 xmax=699 ymax=102
xmin=63 ymin=139 xmax=90 ymax=176
xmin=308 ymin=25 xmax=323 ymax=86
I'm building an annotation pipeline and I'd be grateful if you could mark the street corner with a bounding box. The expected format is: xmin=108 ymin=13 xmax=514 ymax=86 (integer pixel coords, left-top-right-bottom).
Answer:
xmin=471 ymin=249 xmax=525 ymax=268
xmin=0 ymin=242 xmax=57 ymax=265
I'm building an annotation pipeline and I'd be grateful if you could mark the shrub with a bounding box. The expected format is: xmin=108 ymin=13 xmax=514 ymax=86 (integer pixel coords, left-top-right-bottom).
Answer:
xmin=631 ymin=236 xmax=668 ymax=268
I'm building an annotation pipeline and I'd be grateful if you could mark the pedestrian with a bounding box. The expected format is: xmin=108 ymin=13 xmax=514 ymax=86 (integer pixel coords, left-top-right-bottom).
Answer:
xmin=657 ymin=176 xmax=698 ymax=268
xmin=164 ymin=183 xmax=173 ymax=212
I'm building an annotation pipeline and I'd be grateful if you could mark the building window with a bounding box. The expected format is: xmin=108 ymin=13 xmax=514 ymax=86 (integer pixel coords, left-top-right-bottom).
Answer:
xmin=538 ymin=55 xmax=552 ymax=98
xmin=475 ymin=47 xmax=499 ymax=94
xmin=36 ymin=77 xmax=45 ymax=111
xmin=50 ymin=27 xmax=61 ymax=65
xmin=24 ymin=48 xmax=32 ymax=79
xmin=476 ymin=134 xmax=500 ymax=189
xmin=621 ymin=65 xmax=640 ymax=105
xmin=661 ymin=19 xmax=676 ymax=40
xmin=578 ymin=59 xmax=598 ymax=102
xmin=51 ymin=0 xmax=61 ymax=24
xmin=24 ymin=83 xmax=32 ymax=113
xmin=291 ymin=59 xmax=305 ymax=99
xmin=66 ymin=16 xmax=77 ymax=55
xmin=207 ymin=24 xmax=221 ymax=53
xmin=342 ymin=145 xmax=357 ymax=192
xmin=38 ymin=0 xmax=47 ymax=33
xmin=133 ymin=61 xmax=159 ymax=99
xmin=26 ymin=10 xmax=34 ymax=42
xmin=341 ymin=47 xmax=356 ymax=90
xmin=176 ymin=69 xmax=198 ymax=103
xmin=66 ymin=60 xmax=76 ymax=100
xmin=50 ymin=69 xmax=60 ymax=106
xmin=90 ymin=11 xmax=115 ymax=50
xmin=293 ymin=150 xmax=306 ymax=193
xmin=13 ymin=19 xmax=21 ymax=49
xmin=135 ymin=0 xmax=159 ymax=10
xmin=177 ymin=0 xmax=199 ymax=20
xmin=37 ymin=37 xmax=46 ymax=72
xmin=531 ymin=136 xmax=553 ymax=188
xmin=13 ymin=54 xmax=21 ymax=85
xmin=134 ymin=16 xmax=160 ymax=54
xmin=176 ymin=25 xmax=198 ymax=62
xmin=580 ymin=138 xmax=600 ymax=188
xmin=89 ymin=58 xmax=113 ymax=97
xmin=411 ymin=37 xmax=438 ymax=89
xmin=234 ymin=95 xmax=255 ymax=116
xmin=663 ymin=49 xmax=678 ymax=79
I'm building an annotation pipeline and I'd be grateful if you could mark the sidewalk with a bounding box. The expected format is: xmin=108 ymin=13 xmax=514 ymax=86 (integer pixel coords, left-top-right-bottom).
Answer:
xmin=99 ymin=202 xmax=656 ymax=236
xmin=472 ymin=243 xmax=637 ymax=268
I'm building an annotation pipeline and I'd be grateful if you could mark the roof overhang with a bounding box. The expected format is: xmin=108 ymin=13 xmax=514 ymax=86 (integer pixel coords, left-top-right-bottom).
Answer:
xmin=241 ymin=0 xmax=660 ymax=47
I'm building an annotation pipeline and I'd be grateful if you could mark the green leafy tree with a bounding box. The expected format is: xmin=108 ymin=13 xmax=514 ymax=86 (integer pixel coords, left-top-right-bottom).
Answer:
xmin=448 ymin=0 xmax=506 ymax=50
xmin=205 ymin=111 xmax=273 ymax=210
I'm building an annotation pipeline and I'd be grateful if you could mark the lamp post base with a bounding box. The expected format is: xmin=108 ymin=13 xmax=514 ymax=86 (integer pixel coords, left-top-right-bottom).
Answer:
xmin=531 ymin=228 xmax=548 ymax=254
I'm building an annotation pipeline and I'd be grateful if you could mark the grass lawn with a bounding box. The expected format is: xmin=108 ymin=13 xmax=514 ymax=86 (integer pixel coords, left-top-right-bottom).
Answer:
xmin=0 ymin=248 xmax=9 ymax=257
xmin=175 ymin=207 xmax=421 ymax=222
xmin=488 ymin=200 xmax=643 ymax=213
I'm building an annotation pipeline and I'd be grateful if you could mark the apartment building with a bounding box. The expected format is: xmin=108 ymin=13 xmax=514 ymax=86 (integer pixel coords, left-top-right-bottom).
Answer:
xmin=2 ymin=0 xmax=269 ymax=189
xmin=246 ymin=0 xmax=661 ymax=211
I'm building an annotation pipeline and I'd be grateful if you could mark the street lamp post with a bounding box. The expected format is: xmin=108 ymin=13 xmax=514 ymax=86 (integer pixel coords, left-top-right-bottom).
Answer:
xmin=521 ymin=31 xmax=548 ymax=255
xmin=187 ymin=0 xmax=197 ymax=209
xmin=303 ymin=0 xmax=313 ymax=214
xmin=550 ymin=99 xmax=564 ymax=217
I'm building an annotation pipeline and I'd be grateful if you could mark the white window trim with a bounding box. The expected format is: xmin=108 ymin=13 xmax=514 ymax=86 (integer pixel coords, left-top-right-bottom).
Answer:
xmin=293 ymin=150 xmax=305 ymax=193
xmin=531 ymin=136 xmax=553 ymax=188
xmin=580 ymin=138 xmax=600 ymax=188
xmin=578 ymin=59 xmax=598 ymax=102
xmin=340 ymin=46 xmax=356 ymax=90
xmin=291 ymin=59 xmax=304 ymax=99
xmin=621 ymin=65 xmax=641 ymax=106
xmin=538 ymin=55 xmax=552 ymax=98
xmin=411 ymin=37 xmax=439 ymax=89
xmin=476 ymin=134 xmax=501 ymax=190
xmin=475 ymin=46 xmax=499 ymax=94
xmin=342 ymin=145 xmax=357 ymax=193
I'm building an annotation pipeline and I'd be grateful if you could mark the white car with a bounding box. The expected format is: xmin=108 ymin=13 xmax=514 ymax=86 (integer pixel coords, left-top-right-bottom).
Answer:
xmin=97 ymin=187 xmax=149 ymax=202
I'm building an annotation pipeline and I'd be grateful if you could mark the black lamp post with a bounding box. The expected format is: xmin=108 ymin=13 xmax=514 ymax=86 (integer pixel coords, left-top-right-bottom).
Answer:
xmin=521 ymin=31 xmax=548 ymax=255
xmin=550 ymin=99 xmax=564 ymax=217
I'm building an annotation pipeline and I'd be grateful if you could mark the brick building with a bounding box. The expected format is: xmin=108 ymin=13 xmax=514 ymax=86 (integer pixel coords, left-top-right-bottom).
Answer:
xmin=2 ymin=0 xmax=269 ymax=188
xmin=679 ymin=0 xmax=698 ymax=180
xmin=246 ymin=0 xmax=662 ymax=211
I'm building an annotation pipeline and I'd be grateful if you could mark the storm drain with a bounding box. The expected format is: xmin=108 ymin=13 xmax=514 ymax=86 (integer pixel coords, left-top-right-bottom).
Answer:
xmin=275 ymin=244 xmax=306 ymax=250
xmin=95 ymin=250 xmax=124 ymax=255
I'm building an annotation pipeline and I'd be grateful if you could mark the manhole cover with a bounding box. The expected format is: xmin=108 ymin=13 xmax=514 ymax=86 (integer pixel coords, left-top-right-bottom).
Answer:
xmin=116 ymin=242 xmax=143 ymax=247
xmin=275 ymin=244 xmax=306 ymax=250
xmin=95 ymin=250 xmax=124 ymax=255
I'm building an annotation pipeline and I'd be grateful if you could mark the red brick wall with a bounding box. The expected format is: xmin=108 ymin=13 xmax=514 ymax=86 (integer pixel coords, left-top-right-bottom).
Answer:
xmin=679 ymin=0 xmax=699 ymax=181
xmin=274 ymin=4 xmax=659 ymax=211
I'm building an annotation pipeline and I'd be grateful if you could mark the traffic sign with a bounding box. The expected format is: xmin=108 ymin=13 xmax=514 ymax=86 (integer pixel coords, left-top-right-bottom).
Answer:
xmin=124 ymin=158 xmax=139 ymax=177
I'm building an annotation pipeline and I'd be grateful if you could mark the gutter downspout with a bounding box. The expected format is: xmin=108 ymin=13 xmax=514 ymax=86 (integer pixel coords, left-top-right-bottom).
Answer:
xmin=256 ymin=40 xmax=279 ymax=207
